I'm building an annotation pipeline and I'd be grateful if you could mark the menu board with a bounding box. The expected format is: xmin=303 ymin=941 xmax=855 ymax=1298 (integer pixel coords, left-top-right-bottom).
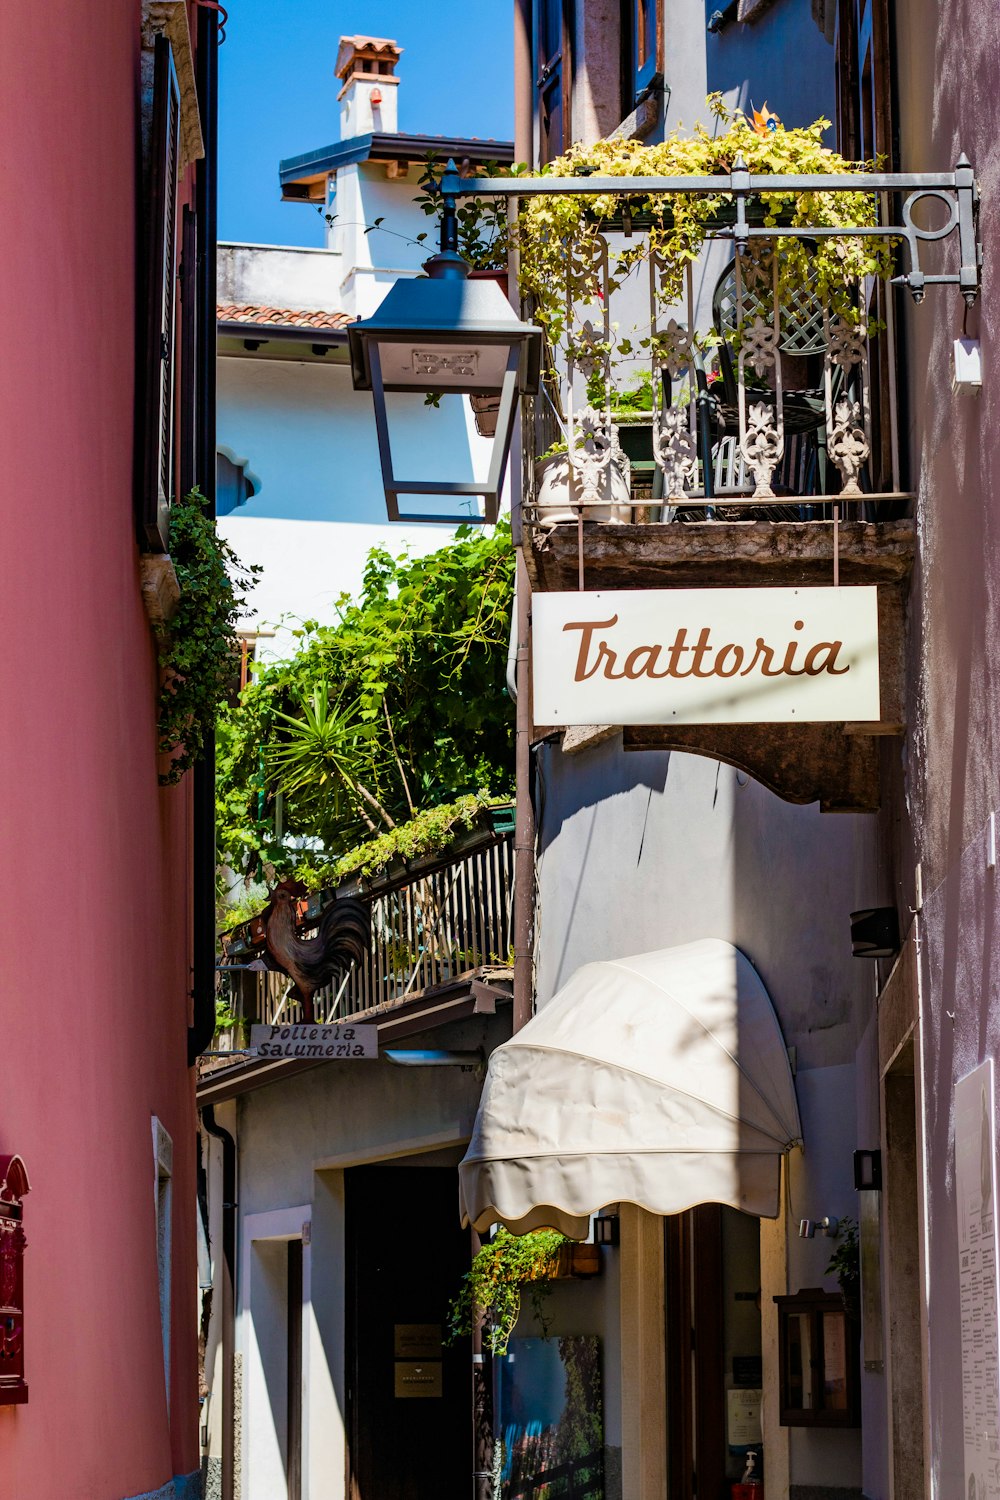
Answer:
xmin=955 ymin=1060 xmax=1000 ymax=1500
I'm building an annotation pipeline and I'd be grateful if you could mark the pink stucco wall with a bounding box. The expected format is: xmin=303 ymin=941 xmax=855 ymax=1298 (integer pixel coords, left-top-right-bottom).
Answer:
xmin=893 ymin=6 xmax=1000 ymax=1496
xmin=0 ymin=3 xmax=199 ymax=1495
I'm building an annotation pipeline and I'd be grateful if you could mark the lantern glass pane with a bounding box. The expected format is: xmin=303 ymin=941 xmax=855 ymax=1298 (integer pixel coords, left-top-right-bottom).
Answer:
xmin=380 ymin=391 xmax=500 ymax=521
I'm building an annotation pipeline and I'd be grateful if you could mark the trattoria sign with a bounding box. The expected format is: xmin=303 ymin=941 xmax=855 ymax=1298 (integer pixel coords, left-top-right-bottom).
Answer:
xmin=532 ymin=587 xmax=880 ymax=725
xmin=249 ymin=1023 xmax=378 ymax=1059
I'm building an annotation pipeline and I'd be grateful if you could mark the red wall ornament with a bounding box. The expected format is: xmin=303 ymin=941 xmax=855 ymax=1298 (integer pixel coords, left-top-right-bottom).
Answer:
xmin=0 ymin=1155 xmax=30 ymax=1405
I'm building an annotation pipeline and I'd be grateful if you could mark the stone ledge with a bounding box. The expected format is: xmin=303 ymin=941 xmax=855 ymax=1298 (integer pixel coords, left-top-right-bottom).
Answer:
xmin=140 ymin=553 xmax=181 ymax=633
xmin=525 ymin=518 xmax=916 ymax=594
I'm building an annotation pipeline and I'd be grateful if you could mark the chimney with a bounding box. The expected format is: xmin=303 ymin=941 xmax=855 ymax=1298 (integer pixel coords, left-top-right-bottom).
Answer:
xmin=336 ymin=35 xmax=402 ymax=138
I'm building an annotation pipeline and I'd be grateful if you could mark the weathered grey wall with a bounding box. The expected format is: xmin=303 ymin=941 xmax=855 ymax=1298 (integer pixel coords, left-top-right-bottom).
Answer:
xmin=534 ymin=738 xmax=878 ymax=1488
xmin=891 ymin=3 xmax=1000 ymax=1494
xmin=701 ymin=0 xmax=836 ymax=134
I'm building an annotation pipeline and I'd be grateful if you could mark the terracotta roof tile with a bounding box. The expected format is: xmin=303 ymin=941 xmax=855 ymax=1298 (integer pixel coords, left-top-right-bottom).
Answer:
xmin=217 ymin=303 xmax=353 ymax=331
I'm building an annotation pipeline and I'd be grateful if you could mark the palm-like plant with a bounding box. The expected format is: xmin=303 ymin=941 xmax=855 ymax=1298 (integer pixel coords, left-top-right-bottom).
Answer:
xmin=268 ymin=684 xmax=396 ymax=835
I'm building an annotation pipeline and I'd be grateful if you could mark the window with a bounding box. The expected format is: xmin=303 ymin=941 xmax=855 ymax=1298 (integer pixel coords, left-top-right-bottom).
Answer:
xmin=633 ymin=0 xmax=657 ymax=96
xmin=536 ymin=0 xmax=573 ymax=164
xmin=0 ymin=1155 xmax=29 ymax=1407
xmin=140 ymin=34 xmax=181 ymax=553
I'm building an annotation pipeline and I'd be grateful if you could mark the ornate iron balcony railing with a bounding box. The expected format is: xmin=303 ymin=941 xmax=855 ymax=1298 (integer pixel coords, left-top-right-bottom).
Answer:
xmin=442 ymin=158 xmax=979 ymax=539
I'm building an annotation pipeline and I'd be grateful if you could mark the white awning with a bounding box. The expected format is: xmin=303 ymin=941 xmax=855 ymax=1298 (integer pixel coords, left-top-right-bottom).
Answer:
xmin=459 ymin=938 xmax=802 ymax=1237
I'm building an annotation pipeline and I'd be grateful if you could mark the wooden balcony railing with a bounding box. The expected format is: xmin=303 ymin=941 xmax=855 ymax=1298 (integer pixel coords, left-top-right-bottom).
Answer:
xmin=217 ymin=826 xmax=514 ymax=1034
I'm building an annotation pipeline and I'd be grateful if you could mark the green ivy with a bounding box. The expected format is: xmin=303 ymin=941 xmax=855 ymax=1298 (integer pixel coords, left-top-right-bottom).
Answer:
xmin=446 ymin=1228 xmax=569 ymax=1356
xmin=158 ymin=489 xmax=259 ymax=786
xmin=413 ymin=157 xmax=526 ymax=271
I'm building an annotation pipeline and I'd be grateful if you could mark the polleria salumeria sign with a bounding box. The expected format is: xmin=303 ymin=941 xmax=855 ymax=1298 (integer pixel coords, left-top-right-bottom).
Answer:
xmin=532 ymin=587 xmax=880 ymax=725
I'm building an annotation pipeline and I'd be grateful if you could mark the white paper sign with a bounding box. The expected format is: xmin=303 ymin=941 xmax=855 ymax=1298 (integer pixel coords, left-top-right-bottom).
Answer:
xmin=956 ymin=1060 xmax=1000 ymax=1500
xmin=727 ymin=1387 xmax=762 ymax=1447
xmin=532 ymin=587 xmax=880 ymax=725
xmin=249 ymin=1023 xmax=378 ymax=1059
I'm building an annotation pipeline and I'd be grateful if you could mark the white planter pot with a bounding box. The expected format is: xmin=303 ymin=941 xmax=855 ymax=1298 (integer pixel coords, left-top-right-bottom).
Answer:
xmin=533 ymin=454 xmax=632 ymax=528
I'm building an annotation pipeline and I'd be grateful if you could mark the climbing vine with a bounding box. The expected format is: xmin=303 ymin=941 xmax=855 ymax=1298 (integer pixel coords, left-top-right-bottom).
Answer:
xmin=158 ymin=489 xmax=259 ymax=786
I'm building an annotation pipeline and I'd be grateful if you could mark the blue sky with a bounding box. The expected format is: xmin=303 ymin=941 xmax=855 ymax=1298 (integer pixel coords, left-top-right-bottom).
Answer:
xmin=218 ymin=1 xmax=515 ymax=247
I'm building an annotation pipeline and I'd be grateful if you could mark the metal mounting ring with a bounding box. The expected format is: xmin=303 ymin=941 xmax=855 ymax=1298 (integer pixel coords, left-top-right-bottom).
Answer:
xmin=901 ymin=189 xmax=959 ymax=243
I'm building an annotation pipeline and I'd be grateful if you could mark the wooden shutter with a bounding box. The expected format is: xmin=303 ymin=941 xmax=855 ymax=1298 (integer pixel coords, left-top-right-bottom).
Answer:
xmin=140 ymin=34 xmax=181 ymax=553
xmin=178 ymin=204 xmax=198 ymax=500
xmin=537 ymin=0 xmax=573 ymax=164
xmin=835 ymin=0 xmax=898 ymax=489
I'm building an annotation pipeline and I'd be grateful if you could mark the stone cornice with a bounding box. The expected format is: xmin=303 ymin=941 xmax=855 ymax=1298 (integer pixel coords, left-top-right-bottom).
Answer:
xmin=142 ymin=0 xmax=205 ymax=170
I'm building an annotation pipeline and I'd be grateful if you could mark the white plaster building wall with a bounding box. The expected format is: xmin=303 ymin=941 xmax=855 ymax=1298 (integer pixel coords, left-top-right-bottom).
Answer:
xmin=216 ymin=354 xmax=491 ymax=655
xmin=217 ymin=243 xmax=343 ymax=312
xmin=232 ymin=1016 xmax=503 ymax=1500
xmin=330 ymin=161 xmax=441 ymax=318
xmin=338 ymin=71 xmax=399 ymax=139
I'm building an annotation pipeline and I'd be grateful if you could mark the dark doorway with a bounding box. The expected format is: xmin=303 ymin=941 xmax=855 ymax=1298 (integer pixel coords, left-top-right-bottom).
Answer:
xmin=667 ymin=1206 xmax=763 ymax=1500
xmin=345 ymin=1164 xmax=471 ymax=1500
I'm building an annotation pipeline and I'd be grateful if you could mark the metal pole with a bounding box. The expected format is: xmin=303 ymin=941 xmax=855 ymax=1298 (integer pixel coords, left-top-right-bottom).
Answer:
xmin=512 ymin=6 xmax=536 ymax=1039
xmin=513 ymin=550 xmax=535 ymax=1034
xmin=440 ymin=158 xmax=461 ymax=256
xmin=471 ymin=1226 xmax=494 ymax=1500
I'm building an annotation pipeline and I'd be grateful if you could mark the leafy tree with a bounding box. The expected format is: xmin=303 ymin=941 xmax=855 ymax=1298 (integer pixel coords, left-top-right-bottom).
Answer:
xmin=217 ymin=522 xmax=515 ymax=883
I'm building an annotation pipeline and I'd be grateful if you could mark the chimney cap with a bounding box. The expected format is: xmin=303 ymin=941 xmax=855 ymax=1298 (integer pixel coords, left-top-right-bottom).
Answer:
xmin=335 ymin=35 xmax=403 ymax=82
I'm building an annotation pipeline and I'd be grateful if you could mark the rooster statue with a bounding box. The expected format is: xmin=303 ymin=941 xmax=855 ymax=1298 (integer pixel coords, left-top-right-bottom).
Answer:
xmin=263 ymin=878 xmax=371 ymax=1023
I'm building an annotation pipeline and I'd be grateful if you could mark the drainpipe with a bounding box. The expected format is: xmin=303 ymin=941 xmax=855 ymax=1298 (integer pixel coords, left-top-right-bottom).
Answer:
xmin=468 ymin=14 xmax=538 ymax=1500
xmin=188 ymin=0 xmax=220 ymax=1064
xmin=202 ymin=1106 xmax=236 ymax=1500
xmin=512 ymin=0 xmax=535 ymax=1037
xmin=513 ymin=556 xmax=535 ymax=1035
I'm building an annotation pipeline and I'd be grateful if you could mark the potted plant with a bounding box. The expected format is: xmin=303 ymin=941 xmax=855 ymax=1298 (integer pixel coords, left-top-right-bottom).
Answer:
xmin=533 ymin=434 xmax=633 ymax=527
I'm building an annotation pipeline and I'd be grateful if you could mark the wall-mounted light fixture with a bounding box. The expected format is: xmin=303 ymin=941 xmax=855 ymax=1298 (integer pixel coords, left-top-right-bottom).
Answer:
xmin=853 ymin=1149 xmax=883 ymax=1191
xmin=798 ymin=1216 xmax=839 ymax=1239
xmin=348 ymin=162 xmax=542 ymax=525
xmin=593 ymin=1213 xmax=620 ymax=1247
xmin=850 ymin=907 xmax=900 ymax=959
xmin=383 ymin=1048 xmax=484 ymax=1070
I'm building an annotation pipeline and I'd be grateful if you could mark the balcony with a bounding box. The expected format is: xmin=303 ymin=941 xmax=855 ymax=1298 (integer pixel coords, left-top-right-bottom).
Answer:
xmin=204 ymin=813 xmax=515 ymax=1093
xmin=478 ymin=157 xmax=980 ymax=812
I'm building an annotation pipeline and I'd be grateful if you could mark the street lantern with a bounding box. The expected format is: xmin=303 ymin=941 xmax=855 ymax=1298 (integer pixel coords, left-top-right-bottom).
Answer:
xmin=348 ymin=164 xmax=542 ymax=524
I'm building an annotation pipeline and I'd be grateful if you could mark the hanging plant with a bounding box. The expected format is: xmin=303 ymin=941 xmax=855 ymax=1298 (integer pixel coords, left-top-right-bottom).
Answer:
xmin=513 ymin=96 xmax=894 ymax=365
xmin=446 ymin=1227 xmax=569 ymax=1355
xmin=157 ymin=488 xmax=259 ymax=786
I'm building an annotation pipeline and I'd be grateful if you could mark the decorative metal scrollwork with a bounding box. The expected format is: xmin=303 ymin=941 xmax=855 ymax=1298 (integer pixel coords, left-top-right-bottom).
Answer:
xmin=656 ymin=405 xmax=697 ymax=502
xmin=658 ymin=318 xmax=694 ymax=379
xmin=828 ymin=398 xmax=870 ymax=497
xmin=742 ymin=401 xmax=783 ymax=499
xmin=741 ymin=316 xmax=779 ymax=378
xmin=827 ymin=319 xmax=867 ymax=371
xmin=567 ymin=405 xmax=616 ymax=508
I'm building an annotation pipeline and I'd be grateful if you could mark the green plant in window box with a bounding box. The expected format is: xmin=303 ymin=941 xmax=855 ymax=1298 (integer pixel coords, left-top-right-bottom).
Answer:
xmin=157 ymin=488 xmax=260 ymax=786
xmin=446 ymin=1227 xmax=570 ymax=1355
